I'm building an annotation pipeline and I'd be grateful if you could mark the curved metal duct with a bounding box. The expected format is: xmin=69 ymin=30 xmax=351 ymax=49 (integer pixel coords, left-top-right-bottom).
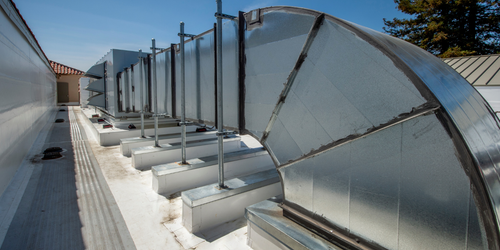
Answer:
xmin=87 ymin=93 xmax=105 ymax=108
xmin=84 ymin=62 xmax=105 ymax=79
xmin=84 ymin=6 xmax=500 ymax=248
xmin=241 ymin=6 xmax=500 ymax=249
xmin=85 ymin=78 xmax=105 ymax=93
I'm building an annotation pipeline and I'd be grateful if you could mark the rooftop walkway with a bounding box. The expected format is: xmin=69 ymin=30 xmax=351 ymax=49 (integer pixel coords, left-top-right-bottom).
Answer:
xmin=0 ymin=106 xmax=254 ymax=250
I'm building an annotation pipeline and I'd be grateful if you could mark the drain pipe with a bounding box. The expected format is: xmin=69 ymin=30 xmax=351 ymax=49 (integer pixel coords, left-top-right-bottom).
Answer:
xmin=151 ymin=39 xmax=159 ymax=147
xmin=139 ymin=49 xmax=145 ymax=138
xmin=178 ymin=22 xmax=195 ymax=164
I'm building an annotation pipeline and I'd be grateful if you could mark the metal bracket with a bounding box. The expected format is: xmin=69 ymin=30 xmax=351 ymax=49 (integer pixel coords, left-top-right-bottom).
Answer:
xmin=215 ymin=13 xmax=236 ymax=20
xmin=216 ymin=130 xmax=237 ymax=136
xmin=178 ymin=33 xmax=196 ymax=38
xmin=150 ymin=47 xmax=166 ymax=51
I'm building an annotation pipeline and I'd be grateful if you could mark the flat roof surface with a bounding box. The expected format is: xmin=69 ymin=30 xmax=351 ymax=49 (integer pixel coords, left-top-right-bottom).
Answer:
xmin=0 ymin=106 xmax=260 ymax=249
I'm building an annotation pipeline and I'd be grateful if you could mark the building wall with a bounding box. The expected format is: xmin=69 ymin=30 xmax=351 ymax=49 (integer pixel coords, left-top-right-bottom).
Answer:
xmin=57 ymin=74 xmax=81 ymax=103
xmin=0 ymin=1 xmax=57 ymax=197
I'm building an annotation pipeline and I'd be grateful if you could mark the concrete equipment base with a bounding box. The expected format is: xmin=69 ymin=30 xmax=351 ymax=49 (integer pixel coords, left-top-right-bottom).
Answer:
xmin=152 ymin=147 xmax=274 ymax=195
xmin=131 ymin=136 xmax=241 ymax=170
xmin=120 ymin=130 xmax=217 ymax=157
xmin=81 ymin=108 xmax=198 ymax=146
xmin=182 ymin=169 xmax=282 ymax=234
xmin=245 ymin=198 xmax=341 ymax=250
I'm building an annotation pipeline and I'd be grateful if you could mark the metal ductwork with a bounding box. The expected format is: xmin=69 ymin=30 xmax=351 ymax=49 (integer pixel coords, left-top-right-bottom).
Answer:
xmin=84 ymin=78 xmax=105 ymax=93
xmin=86 ymin=6 xmax=500 ymax=249
xmin=87 ymin=92 xmax=105 ymax=108
xmin=84 ymin=62 xmax=105 ymax=79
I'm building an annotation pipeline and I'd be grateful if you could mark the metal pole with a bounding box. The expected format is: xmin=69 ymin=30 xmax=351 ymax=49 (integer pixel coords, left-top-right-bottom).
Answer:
xmin=180 ymin=22 xmax=187 ymax=164
xmin=216 ymin=0 xmax=225 ymax=188
xmin=152 ymin=39 xmax=159 ymax=147
xmin=139 ymin=49 xmax=145 ymax=138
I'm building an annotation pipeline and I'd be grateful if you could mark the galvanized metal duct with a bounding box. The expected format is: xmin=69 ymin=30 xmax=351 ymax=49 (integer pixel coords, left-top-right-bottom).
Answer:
xmin=242 ymin=7 xmax=500 ymax=249
xmin=86 ymin=6 xmax=500 ymax=248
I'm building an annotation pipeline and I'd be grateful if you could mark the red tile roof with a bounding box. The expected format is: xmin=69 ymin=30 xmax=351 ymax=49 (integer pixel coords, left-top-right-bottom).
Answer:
xmin=49 ymin=60 xmax=85 ymax=75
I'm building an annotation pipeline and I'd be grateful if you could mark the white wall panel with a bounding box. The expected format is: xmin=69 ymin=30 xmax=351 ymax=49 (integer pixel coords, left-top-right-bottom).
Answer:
xmin=0 ymin=2 xmax=57 ymax=197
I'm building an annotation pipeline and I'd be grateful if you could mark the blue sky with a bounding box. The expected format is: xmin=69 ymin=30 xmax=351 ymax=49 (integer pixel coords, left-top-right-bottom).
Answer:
xmin=13 ymin=0 xmax=410 ymax=71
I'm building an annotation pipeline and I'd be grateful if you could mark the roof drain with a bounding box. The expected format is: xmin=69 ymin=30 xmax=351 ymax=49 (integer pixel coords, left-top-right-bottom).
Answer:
xmin=42 ymin=147 xmax=63 ymax=160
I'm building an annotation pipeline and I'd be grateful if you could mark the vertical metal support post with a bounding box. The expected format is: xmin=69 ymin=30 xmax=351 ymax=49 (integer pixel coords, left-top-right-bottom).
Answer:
xmin=170 ymin=44 xmax=177 ymax=118
xmin=180 ymin=22 xmax=187 ymax=164
xmin=139 ymin=49 xmax=145 ymax=138
xmin=152 ymin=39 xmax=159 ymax=147
xmin=216 ymin=0 xmax=225 ymax=189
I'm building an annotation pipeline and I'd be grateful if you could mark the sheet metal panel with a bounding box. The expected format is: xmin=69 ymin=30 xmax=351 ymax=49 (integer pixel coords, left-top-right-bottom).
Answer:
xmin=155 ymin=52 xmax=168 ymax=115
xmin=398 ymin=114 xmax=470 ymax=249
xmin=184 ymin=31 xmax=216 ymax=124
xmin=279 ymin=114 xmax=480 ymax=250
xmin=197 ymin=32 xmax=216 ymax=124
xmin=85 ymin=78 xmax=105 ymax=93
xmin=221 ymin=20 xmax=239 ymax=129
xmin=0 ymin=1 xmax=56 ymax=196
xmin=243 ymin=6 xmax=500 ymax=249
xmin=352 ymin=18 xmax=500 ymax=247
xmin=163 ymin=51 xmax=173 ymax=115
xmin=265 ymin=18 xmax=426 ymax=163
xmin=132 ymin=63 xmax=142 ymax=112
xmin=174 ymin=48 xmax=182 ymax=117
xmin=349 ymin=123 xmax=400 ymax=250
xmin=184 ymin=39 xmax=198 ymax=120
xmin=244 ymin=10 xmax=314 ymax=138
xmin=123 ymin=69 xmax=130 ymax=112
xmin=88 ymin=93 xmax=105 ymax=108
xmin=79 ymin=77 xmax=90 ymax=108
xmin=85 ymin=62 xmax=105 ymax=78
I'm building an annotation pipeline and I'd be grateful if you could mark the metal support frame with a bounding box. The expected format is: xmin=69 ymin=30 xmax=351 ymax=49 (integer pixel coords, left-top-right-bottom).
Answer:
xmin=216 ymin=0 xmax=227 ymax=189
xmin=170 ymin=44 xmax=177 ymax=118
xmin=179 ymin=22 xmax=189 ymax=164
xmin=151 ymin=39 xmax=160 ymax=147
xmin=139 ymin=49 xmax=145 ymax=138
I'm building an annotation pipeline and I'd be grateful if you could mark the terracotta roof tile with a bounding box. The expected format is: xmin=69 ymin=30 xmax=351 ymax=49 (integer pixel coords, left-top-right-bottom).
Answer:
xmin=49 ymin=60 xmax=85 ymax=75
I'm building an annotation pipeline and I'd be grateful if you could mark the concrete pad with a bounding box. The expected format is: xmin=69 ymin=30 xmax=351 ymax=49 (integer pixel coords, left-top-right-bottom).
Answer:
xmin=120 ymin=130 xmax=217 ymax=157
xmin=182 ymin=169 xmax=282 ymax=233
xmin=80 ymin=108 xmax=197 ymax=146
xmin=152 ymin=148 xmax=274 ymax=195
xmin=132 ymin=136 xmax=241 ymax=170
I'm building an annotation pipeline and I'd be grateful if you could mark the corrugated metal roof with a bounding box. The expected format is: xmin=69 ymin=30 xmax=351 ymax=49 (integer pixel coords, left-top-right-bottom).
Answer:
xmin=49 ymin=60 xmax=85 ymax=75
xmin=443 ymin=54 xmax=500 ymax=86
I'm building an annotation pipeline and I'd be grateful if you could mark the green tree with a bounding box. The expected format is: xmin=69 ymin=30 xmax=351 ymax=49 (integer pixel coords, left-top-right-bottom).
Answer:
xmin=383 ymin=0 xmax=500 ymax=58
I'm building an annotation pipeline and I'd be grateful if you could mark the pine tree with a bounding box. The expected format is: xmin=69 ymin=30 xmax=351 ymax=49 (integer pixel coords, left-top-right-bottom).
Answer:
xmin=383 ymin=0 xmax=500 ymax=58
